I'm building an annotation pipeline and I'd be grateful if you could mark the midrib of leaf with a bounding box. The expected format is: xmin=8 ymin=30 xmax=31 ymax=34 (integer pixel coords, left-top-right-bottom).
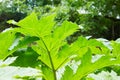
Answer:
xmin=40 ymin=37 xmax=57 ymax=80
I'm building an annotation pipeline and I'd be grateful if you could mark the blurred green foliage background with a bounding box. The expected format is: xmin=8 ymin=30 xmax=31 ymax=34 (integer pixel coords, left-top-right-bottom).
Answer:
xmin=0 ymin=0 xmax=120 ymax=40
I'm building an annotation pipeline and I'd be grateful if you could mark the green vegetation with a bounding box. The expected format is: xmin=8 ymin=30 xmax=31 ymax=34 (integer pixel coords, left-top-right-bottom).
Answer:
xmin=0 ymin=0 xmax=120 ymax=80
xmin=0 ymin=0 xmax=120 ymax=39
xmin=0 ymin=12 xmax=120 ymax=80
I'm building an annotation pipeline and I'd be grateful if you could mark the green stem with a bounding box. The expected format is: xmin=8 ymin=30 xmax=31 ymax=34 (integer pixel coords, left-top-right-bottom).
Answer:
xmin=41 ymin=38 xmax=57 ymax=80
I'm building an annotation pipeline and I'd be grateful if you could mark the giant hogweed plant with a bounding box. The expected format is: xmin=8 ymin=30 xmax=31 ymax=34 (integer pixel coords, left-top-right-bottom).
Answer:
xmin=1 ymin=12 xmax=120 ymax=80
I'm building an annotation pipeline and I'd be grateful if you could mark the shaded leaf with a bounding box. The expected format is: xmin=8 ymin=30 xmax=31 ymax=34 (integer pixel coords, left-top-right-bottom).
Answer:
xmin=11 ymin=47 xmax=40 ymax=67
xmin=42 ymin=66 xmax=54 ymax=80
xmin=61 ymin=66 xmax=74 ymax=80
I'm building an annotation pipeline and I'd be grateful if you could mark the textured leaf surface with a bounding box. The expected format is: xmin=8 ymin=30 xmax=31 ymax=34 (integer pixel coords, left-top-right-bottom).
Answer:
xmin=71 ymin=36 xmax=110 ymax=58
xmin=32 ymin=20 xmax=78 ymax=70
xmin=8 ymin=12 xmax=120 ymax=80
xmin=15 ymin=12 xmax=55 ymax=37
xmin=53 ymin=21 xmax=78 ymax=41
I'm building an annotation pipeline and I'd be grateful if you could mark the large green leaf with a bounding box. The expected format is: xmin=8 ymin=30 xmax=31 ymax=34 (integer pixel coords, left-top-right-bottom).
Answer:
xmin=0 ymin=29 xmax=16 ymax=60
xmin=71 ymin=36 xmax=110 ymax=58
xmin=32 ymin=20 xmax=78 ymax=70
xmin=15 ymin=12 xmax=39 ymax=36
xmin=32 ymin=44 xmax=52 ymax=69
xmin=13 ymin=12 xmax=56 ymax=38
xmin=53 ymin=21 xmax=78 ymax=41
xmin=8 ymin=12 xmax=120 ymax=80
xmin=11 ymin=12 xmax=78 ymax=71
xmin=72 ymin=49 xmax=120 ymax=80
xmin=37 ymin=13 xmax=56 ymax=37
xmin=17 ymin=12 xmax=38 ymax=29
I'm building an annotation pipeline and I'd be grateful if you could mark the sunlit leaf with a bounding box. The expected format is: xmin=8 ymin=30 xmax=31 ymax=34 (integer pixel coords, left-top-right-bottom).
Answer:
xmin=0 ymin=29 xmax=16 ymax=60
